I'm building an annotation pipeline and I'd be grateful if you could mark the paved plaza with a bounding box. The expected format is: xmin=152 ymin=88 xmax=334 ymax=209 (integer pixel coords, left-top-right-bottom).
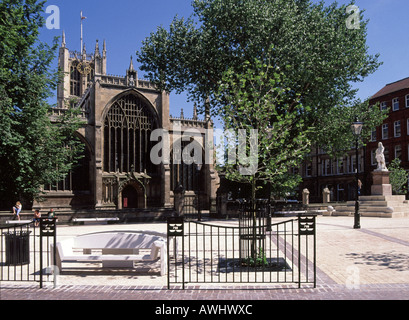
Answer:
xmin=1 ymin=216 xmax=409 ymax=302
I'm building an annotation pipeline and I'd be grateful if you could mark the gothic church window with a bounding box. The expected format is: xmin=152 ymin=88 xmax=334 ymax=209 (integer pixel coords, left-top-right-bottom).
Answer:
xmin=170 ymin=139 xmax=204 ymax=192
xmin=86 ymin=63 xmax=95 ymax=84
xmin=70 ymin=61 xmax=81 ymax=96
xmin=103 ymin=93 xmax=158 ymax=173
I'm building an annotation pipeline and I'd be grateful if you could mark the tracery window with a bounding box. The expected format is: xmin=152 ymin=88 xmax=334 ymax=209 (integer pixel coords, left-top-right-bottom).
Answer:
xmin=87 ymin=63 xmax=95 ymax=84
xmin=170 ymin=139 xmax=204 ymax=192
xmin=70 ymin=61 xmax=81 ymax=96
xmin=103 ymin=93 xmax=158 ymax=173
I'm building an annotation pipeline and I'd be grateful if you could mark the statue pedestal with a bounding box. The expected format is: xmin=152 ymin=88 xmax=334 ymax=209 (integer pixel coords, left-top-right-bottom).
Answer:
xmin=333 ymin=170 xmax=409 ymax=218
xmin=371 ymin=171 xmax=392 ymax=196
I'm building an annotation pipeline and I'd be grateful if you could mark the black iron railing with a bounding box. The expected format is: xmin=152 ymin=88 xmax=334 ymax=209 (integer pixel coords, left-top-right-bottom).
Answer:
xmin=167 ymin=215 xmax=316 ymax=289
xmin=0 ymin=218 xmax=56 ymax=288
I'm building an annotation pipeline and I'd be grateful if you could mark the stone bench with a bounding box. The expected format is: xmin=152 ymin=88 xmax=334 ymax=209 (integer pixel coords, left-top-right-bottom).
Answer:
xmin=274 ymin=210 xmax=327 ymax=216
xmin=71 ymin=217 xmax=120 ymax=225
xmin=52 ymin=232 xmax=167 ymax=275
xmin=5 ymin=220 xmax=33 ymax=225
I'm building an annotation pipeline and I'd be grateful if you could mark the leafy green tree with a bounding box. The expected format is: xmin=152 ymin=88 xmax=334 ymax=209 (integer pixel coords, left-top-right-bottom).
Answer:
xmin=137 ymin=0 xmax=380 ymax=114
xmin=216 ymin=55 xmax=309 ymax=199
xmin=137 ymin=0 xmax=386 ymax=193
xmin=0 ymin=0 xmax=83 ymax=208
xmin=389 ymin=159 xmax=408 ymax=195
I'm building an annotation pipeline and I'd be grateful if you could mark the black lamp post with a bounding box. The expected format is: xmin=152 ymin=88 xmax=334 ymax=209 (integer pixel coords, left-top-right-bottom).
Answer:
xmin=351 ymin=118 xmax=363 ymax=229
xmin=196 ymin=163 xmax=202 ymax=221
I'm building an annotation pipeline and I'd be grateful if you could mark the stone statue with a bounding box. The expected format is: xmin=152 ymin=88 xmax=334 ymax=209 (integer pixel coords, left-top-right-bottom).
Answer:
xmin=375 ymin=142 xmax=388 ymax=172
xmin=129 ymin=75 xmax=135 ymax=87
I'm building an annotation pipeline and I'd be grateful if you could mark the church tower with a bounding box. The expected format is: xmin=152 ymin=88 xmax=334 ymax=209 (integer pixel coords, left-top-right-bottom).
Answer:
xmin=57 ymin=31 xmax=107 ymax=108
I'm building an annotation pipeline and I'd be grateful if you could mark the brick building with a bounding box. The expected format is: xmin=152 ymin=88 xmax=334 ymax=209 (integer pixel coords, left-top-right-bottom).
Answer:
xmin=300 ymin=77 xmax=409 ymax=203
xmin=365 ymin=77 xmax=409 ymax=190
xmin=298 ymin=147 xmax=365 ymax=203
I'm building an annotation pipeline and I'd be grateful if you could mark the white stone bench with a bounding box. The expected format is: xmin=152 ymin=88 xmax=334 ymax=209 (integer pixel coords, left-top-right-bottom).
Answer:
xmin=72 ymin=217 xmax=120 ymax=225
xmin=274 ymin=209 xmax=328 ymax=215
xmin=52 ymin=232 xmax=167 ymax=275
xmin=5 ymin=220 xmax=33 ymax=225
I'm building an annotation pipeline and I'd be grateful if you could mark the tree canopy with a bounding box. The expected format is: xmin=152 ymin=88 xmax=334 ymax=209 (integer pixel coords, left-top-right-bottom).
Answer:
xmin=137 ymin=0 xmax=381 ymax=117
xmin=215 ymin=54 xmax=310 ymax=197
xmin=137 ymin=0 xmax=386 ymax=196
xmin=0 ymin=0 xmax=83 ymax=208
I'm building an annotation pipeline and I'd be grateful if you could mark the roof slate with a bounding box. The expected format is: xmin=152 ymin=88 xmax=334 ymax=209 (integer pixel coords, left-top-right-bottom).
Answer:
xmin=371 ymin=77 xmax=409 ymax=99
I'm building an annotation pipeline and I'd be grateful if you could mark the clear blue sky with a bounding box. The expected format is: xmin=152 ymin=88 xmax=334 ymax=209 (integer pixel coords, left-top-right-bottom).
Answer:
xmin=39 ymin=0 xmax=409 ymax=124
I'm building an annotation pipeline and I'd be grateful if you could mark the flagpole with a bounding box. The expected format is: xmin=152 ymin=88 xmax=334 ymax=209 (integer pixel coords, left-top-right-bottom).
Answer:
xmin=80 ymin=11 xmax=87 ymax=54
xmin=80 ymin=11 xmax=83 ymax=53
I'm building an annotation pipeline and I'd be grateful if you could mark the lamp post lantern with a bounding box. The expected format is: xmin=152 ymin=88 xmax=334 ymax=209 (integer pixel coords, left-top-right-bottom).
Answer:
xmin=351 ymin=118 xmax=363 ymax=229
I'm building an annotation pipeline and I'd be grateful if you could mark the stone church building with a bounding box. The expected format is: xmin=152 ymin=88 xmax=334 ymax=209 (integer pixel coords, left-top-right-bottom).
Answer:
xmin=35 ymin=34 xmax=219 ymax=214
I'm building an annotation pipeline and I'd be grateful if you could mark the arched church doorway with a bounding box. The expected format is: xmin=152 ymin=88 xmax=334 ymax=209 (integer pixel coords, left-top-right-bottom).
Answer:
xmin=119 ymin=179 xmax=146 ymax=209
xmin=122 ymin=185 xmax=139 ymax=209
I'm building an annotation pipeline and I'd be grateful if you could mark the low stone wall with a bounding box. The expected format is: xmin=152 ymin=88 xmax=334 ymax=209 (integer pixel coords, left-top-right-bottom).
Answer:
xmin=0 ymin=207 xmax=176 ymax=224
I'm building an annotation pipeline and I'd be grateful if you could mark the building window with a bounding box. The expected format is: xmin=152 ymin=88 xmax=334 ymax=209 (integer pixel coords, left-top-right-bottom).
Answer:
xmin=347 ymin=155 xmax=354 ymax=173
xmin=348 ymin=154 xmax=363 ymax=173
xmin=337 ymin=158 xmax=344 ymax=174
xmin=70 ymin=61 xmax=81 ymax=97
xmin=323 ymin=159 xmax=329 ymax=176
xmin=171 ymin=139 xmax=204 ymax=192
xmin=370 ymin=129 xmax=376 ymax=142
xmin=371 ymin=149 xmax=376 ymax=166
xmin=394 ymin=120 xmax=401 ymax=137
xmin=395 ymin=145 xmax=402 ymax=160
xmin=331 ymin=160 xmax=336 ymax=176
xmin=406 ymin=95 xmax=409 ymax=108
xmin=322 ymin=159 xmax=334 ymax=176
xmin=305 ymin=162 xmax=312 ymax=177
xmin=380 ymin=101 xmax=387 ymax=111
xmin=382 ymin=124 xmax=388 ymax=140
xmin=103 ymin=93 xmax=158 ymax=174
xmin=392 ymin=98 xmax=399 ymax=111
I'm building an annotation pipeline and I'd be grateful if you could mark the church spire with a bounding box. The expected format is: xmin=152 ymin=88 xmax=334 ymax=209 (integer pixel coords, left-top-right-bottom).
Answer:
xmin=95 ymin=40 xmax=100 ymax=57
xmin=129 ymin=56 xmax=135 ymax=72
xmin=193 ymin=103 xmax=198 ymax=120
xmin=127 ymin=56 xmax=137 ymax=87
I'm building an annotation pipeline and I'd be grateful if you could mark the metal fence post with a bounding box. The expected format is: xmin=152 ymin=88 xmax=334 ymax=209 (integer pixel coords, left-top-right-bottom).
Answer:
xmin=167 ymin=216 xmax=184 ymax=289
xmin=298 ymin=215 xmax=316 ymax=288
xmin=39 ymin=218 xmax=56 ymax=289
